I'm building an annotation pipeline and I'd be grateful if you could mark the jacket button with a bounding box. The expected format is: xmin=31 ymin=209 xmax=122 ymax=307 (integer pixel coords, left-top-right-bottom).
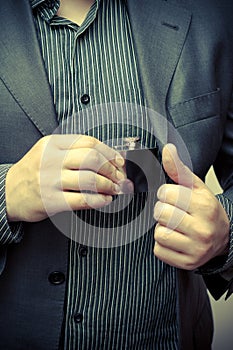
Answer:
xmin=81 ymin=94 xmax=90 ymax=105
xmin=74 ymin=313 xmax=83 ymax=323
xmin=48 ymin=271 xmax=65 ymax=285
xmin=78 ymin=246 xmax=88 ymax=257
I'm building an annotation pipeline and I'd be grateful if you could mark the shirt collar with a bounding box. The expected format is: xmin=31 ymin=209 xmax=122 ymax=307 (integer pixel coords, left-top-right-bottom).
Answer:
xmin=30 ymin=0 xmax=60 ymax=23
xmin=30 ymin=0 xmax=100 ymax=10
xmin=30 ymin=0 xmax=49 ymax=9
xmin=30 ymin=0 xmax=100 ymax=24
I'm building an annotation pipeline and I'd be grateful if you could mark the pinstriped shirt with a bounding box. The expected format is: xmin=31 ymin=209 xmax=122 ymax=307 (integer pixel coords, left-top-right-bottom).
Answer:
xmin=28 ymin=0 xmax=177 ymax=348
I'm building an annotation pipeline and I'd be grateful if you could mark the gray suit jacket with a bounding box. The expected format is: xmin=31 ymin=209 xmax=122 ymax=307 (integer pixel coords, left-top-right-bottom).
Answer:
xmin=0 ymin=0 xmax=233 ymax=349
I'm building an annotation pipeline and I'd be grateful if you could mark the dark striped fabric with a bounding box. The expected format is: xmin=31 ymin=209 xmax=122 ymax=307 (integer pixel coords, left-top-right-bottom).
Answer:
xmin=19 ymin=0 xmax=178 ymax=348
xmin=0 ymin=165 xmax=23 ymax=244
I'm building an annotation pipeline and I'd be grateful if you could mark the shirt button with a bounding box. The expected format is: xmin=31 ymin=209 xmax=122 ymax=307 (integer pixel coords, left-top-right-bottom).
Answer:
xmin=74 ymin=313 xmax=83 ymax=323
xmin=48 ymin=271 xmax=65 ymax=285
xmin=78 ymin=246 xmax=88 ymax=257
xmin=81 ymin=94 xmax=90 ymax=105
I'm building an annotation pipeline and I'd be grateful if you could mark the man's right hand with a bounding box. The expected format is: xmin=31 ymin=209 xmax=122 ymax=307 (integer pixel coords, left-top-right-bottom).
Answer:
xmin=6 ymin=134 xmax=126 ymax=223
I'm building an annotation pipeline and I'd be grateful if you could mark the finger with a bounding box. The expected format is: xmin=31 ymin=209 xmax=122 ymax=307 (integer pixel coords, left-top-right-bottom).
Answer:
xmin=154 ymin=224 xmax=192 ymax=254
xmin=62 ymin=170 xmax=121 ymax=195
xmin=118 ymin=179 xmax=134 ymax=194
xmin=153 ymin=243 xmax=196 ymax=270
xmin=64 ymin=191 xmax=113 ymax=210
xmin=154 ymin=200 xmax=192 ymax=233
xmin=63 ymin=148 xmax=126 ymax=183
xmin=54 ymin=134 xmax=125 ymax=168
xmin=157 ymin=182 xmax=220 ymax=219
xmin=162 ymin=144 xmax=205 ymax=189
xmin=157 ymin=184 xmax=194 ymax=213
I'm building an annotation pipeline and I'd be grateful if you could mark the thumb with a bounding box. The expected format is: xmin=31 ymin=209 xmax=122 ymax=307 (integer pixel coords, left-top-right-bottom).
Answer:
xmin=162 ymin=144 xmax=202 ymax=189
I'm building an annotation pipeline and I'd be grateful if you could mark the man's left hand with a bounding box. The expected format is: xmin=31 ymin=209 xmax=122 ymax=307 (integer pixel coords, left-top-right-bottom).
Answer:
xmin=153 ymin=144 xmax=230 ymax=270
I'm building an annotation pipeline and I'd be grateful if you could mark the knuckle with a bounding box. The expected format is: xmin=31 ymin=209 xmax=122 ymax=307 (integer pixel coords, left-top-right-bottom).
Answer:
xmin=109 ymin=180 xmax=116 ymax=193
xmin=183 ymin=258 xmax=196 ymax=271
xmin=196 ymin=189 xmax=210 ymax=206
xmin=90 ymin=150 xmax=100 ymax=166
xmin=193 ymin=244 xmax=208 ymax=261
xmin=96 ymin=175 xmax=106 ymax=192
xmin=154 ymin=227 xmax=159 ymax=240
xmin=86 ymin=173 xmax=97 ymax=191
xmin=156 ymin=228 xmax=170 ymax=243
xmin=86 ymin=135 xmax=98 ymax=148
xmin=206 ymin=233 xmax=215 ymax=246
xmin=208 ymin=202 xmax=219 ymax=220
xmin=54 ymin=174 xmax=62 ymax=190
xmin=93 ymin=172 xmax=99 ymax=188
xmin=102 ymin=163 xmax=116 ymax=180
xmin=199 ymin=197 xmax=210 ymax=211
xmin=153 ymin=243 xmax=160 ymax=256
xmin=199 ymin=190 xmax=218 ymax=216
xmin=200 ymin=227 xmax=214 ymax=245
xmin=192 ymin=222 xmax=214 ymax=244
xmin=185 ymin=263 xmax=196 ymax=271
xmin=78 ymin=192 xmax=89 ymax=208
xmin=98 ymin=177 xmax=114 ymax=193
xmin=111 ymin=167 xmax=118 ymax=180
xmin=80 ymin=151 xmax=99 ymax=170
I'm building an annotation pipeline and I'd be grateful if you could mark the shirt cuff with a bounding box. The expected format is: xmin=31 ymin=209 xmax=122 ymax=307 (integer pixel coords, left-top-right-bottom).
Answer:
xmin=0 ymin=164 xmax=23 ymax=245
xmin=198 ymin=193 xmax=233 ymax=275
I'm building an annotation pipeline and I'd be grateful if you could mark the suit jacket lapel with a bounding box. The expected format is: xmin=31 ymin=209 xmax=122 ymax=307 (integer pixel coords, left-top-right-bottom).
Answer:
xmin=0 ymin=0 xmax=58 ymax=136
xmin=126 ymin=0 xmax=191 ymax=117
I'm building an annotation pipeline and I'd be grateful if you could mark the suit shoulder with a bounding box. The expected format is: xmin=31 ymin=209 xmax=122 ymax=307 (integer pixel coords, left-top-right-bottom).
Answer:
xmin=174 ymin=0 xmax=233 ymax=38
xmin=178 ymin=0 xmax=233 ymax=25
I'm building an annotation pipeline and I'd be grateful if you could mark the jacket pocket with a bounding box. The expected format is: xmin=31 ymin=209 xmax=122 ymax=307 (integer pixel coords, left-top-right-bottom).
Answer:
xmin=168 ymin=88 xmax=221 ymax=128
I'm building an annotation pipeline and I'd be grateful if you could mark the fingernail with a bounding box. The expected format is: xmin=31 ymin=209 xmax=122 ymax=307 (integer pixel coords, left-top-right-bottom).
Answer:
xmin=118 ymin=179 xmax=134 ymax=194
xmin=116 ymin=170 xmax=125 ymax=181
xmin=154 ymin=202 xmax=162 ymax=220
xmin=115 ymin=155 xmax=125 ymax=167
xmin=114 ymin=184 xmax=121 ymax=193
xmin=126 ymin=180 xmax=134 ymax=193
xmin=164 ymin=227 xmax=173 ymax=235
xmin=157 ymin=186 xmax=165 ymax=200
xmin=104 ymin=195 xmax=113 ymax=203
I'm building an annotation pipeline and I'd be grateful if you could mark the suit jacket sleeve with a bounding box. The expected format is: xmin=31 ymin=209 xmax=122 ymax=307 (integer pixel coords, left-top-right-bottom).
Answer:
xmin=199 ymin=92 xmax=233 ymax=299
xmin=0 ymin=164 xmax=23 ymax=245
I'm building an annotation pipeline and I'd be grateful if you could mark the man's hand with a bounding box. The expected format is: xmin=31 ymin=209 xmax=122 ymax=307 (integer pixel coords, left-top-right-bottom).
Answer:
xmin=153 ymin=144 xmax=230 ymax=270
xmin=6 ymin=134 xmax=127 ymax=223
